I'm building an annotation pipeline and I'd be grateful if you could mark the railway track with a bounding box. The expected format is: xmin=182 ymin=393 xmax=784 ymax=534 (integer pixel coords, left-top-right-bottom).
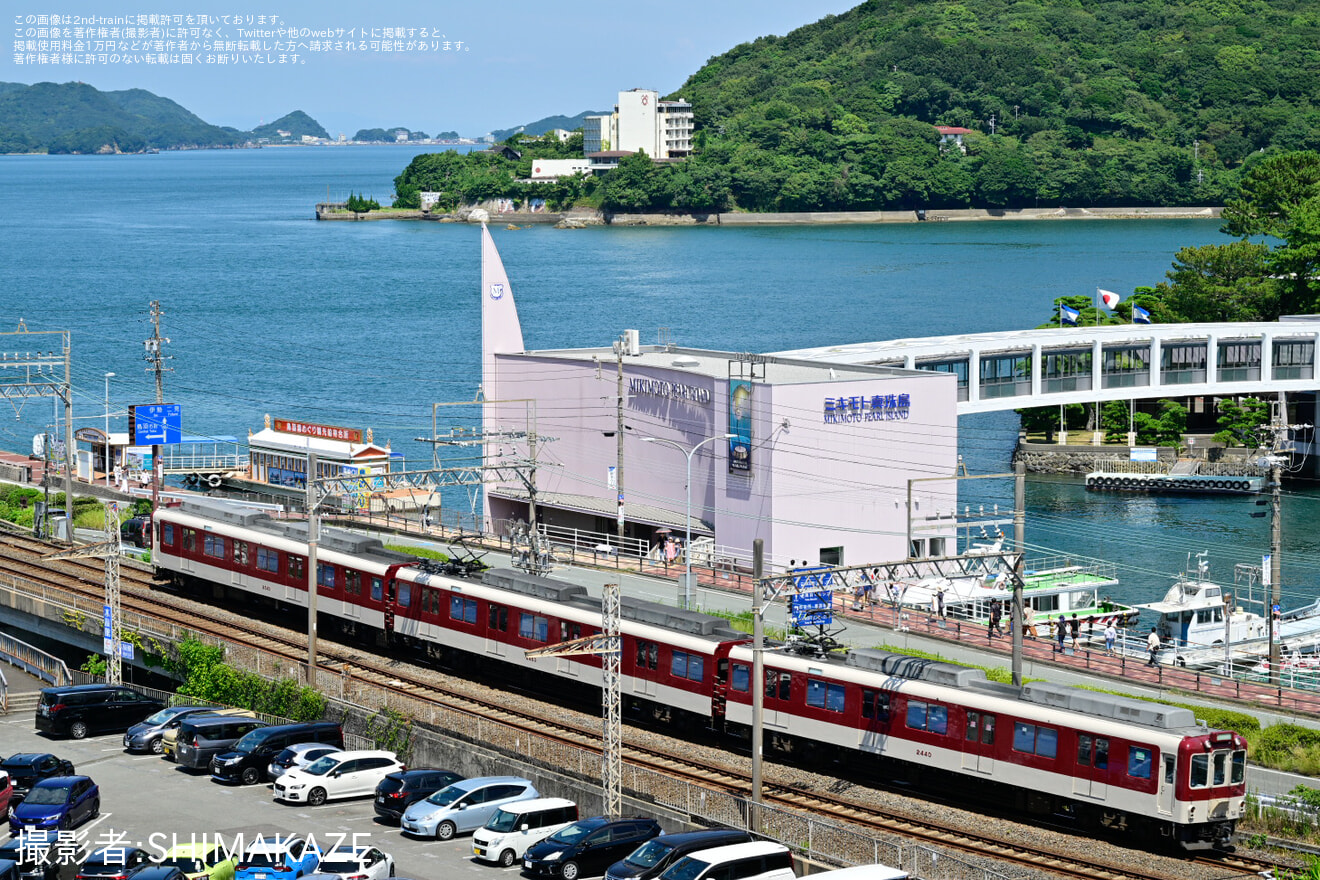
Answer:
xmin=0 ymin=529 xmax=1291 ymax=880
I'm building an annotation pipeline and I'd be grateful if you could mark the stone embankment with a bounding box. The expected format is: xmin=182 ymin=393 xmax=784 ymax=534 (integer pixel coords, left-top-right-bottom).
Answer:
xmin=1016 ymin=438 xmax=1258 ymax=475
xmin=316 ymin=201 xmax=1223 ymax=226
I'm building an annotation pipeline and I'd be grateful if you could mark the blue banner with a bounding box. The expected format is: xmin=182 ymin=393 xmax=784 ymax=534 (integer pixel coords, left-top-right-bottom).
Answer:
xmin=728 ymin=380 xmax=752 ymax=474
xmin=789 ymin=568 xmax=834 ymax=627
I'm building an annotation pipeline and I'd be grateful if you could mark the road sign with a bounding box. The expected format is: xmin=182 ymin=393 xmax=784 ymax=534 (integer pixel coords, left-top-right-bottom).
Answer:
xmin=119 ymin=641 xmax=134 ymax=660
xmin=789 ymin=567 xmax=836 ymax=627
xmin=130 ymin=403 xmax=182 ymax=445
xmin=103 ymin=637 xmax=113 ymax=655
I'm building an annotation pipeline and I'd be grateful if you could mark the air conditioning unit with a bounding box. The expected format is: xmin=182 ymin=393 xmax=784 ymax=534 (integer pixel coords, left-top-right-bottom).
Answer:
xmin=624 ymin=329 xmax=641 ymax=356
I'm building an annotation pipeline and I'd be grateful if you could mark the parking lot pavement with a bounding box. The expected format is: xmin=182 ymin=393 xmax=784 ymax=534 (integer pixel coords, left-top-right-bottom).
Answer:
xmin=1 ymin=717 xmax=522 ymax=878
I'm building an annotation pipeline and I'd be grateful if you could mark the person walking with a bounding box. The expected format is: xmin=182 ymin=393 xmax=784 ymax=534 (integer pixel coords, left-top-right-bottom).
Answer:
xmin=1146 ymin=629 xmax=1161 ymax=667
xmin=1069 ymin=614 xmax=1081 ymax=649
xmin=1055 ymin=614 xmax=1067 ymax=653
xmin=936 ymin=588 xmax=946 ymax=618
xmin=1104 ymin=621 xmax=1118 ymax=654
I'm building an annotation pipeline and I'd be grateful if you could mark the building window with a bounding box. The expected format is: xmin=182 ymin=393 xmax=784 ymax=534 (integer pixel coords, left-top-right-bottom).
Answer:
xmin=1042 ymin=349 xmax=1093 ymax=393
xmin=1161 ymin=342 xmax=1208 ymax=384
xmin=1101 ymin=345 xmax=1151 ymax=388
xmin=1274 ymin=340 xmax=1315 ymax=379
xmin=806 ymin=679 xmax=846 ymax=713
xmin=1012 ymin=722 xmax=1058 ymax=758
xmin=449 ymin=595 xmax=477 ymax=623
xmin=670 ymin=650 xmax=705 ymax=682
xmin=980 ymin=353 xmax=1031 ymax=399
xmin=1217 ymin=341 xmax=1261 ymax=381
xmin=905 ymin=700 xmax=948 ymax=734
xmin=519 ymin=613 xmax=548 ymax=642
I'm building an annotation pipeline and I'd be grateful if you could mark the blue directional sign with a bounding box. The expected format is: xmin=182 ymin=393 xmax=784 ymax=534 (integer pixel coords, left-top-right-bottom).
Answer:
xmin=130 ymin=404 xmax=182 ymax=445
xmin=102 ymin=604 xmax=112 ymax=638
xmin=789 ymin=567 xmax=835 ymax=627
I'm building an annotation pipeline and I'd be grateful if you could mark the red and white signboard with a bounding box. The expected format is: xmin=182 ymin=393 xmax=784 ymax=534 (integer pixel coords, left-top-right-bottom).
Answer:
xmin=273 ymin=418 xmax=362 ymax=443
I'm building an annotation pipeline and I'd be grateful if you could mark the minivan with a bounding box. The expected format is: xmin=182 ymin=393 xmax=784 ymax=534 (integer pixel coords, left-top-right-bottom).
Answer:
xmin=400 ymin=776 xmax=538 ymax=840
xmin=523 ymin=817 xmax=661 ymax=880
xmin=605 ymin=829 xmax=756 ymax=880
xmin=658 ymin=842 xmax=795 ymax=880
xmin=161 ymin=708 xmax=256 ymax=761
xmin=35 ymin=685 xmax=164 ymax=740
xmin=174 ymin=716 xmax=267 ymax=771
xmin=471 ymin=797 xmax=578 ymax=867
xmin=209 ymin=721 xmax=344 ymax=785
xmin=807 ymin=866 xmax=908 ymax=880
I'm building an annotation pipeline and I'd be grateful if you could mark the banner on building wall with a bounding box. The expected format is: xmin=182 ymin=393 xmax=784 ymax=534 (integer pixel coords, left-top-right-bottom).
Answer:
xmin=728 ymin=380 xmax=752 ymax=473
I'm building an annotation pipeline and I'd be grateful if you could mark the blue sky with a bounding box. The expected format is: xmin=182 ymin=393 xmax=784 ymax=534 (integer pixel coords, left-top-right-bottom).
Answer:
xmin=9 ymin=1 xmax=859 ymax=136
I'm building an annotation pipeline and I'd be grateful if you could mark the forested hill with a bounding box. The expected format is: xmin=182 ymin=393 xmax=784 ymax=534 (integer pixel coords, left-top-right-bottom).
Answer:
xmin=650 ymin=0 xmax=1320 ymax=210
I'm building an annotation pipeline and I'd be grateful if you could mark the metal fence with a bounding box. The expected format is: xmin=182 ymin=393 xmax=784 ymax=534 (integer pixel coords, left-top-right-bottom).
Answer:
xmin=0 ymin=630 xmax=71 ymax=686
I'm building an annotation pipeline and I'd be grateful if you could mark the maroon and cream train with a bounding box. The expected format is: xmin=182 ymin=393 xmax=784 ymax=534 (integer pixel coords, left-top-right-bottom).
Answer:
xmin=151 ymin=499 xmax=1246 ymax=850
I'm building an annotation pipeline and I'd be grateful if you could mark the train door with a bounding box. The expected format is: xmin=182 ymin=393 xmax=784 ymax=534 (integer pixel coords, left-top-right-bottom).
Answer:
xmin=764 ymin=670 xmax=791 ymax=729
xmin=961 ymin=710 xmax=996 ymax=774
xmin=1072 ymin=734 xmax=1109 ymax=799
xmin=632 ymin=640 xmax=658 ymax=699
xmin=555 ymin=621 xmax=582 ymax=676
xmin=1157 ymin=753 xmax=1175 ymax=816
xmin=485 ymin=603 xmax=508 ymax=658
xmin=231 ymin=541 xmax=247 ymax=587
xmin=860 ymin=689 xmax=891 ymax=754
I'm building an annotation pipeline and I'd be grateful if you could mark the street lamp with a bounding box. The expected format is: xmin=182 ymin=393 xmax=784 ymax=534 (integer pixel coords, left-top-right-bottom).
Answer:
xmin=104 ymin=372 xmax=115 ymax=487
xmin=643 ymin=433 xmax=734 ymax=610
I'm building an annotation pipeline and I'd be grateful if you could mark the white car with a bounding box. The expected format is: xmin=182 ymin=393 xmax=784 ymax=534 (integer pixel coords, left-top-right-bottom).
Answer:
xmin=267 ymin=743 xmax=343 ymax=781
xmin=272 ymin=750 xmax=404 ymax=806
xmin=302 ymin=845 xmax=395 ymax=880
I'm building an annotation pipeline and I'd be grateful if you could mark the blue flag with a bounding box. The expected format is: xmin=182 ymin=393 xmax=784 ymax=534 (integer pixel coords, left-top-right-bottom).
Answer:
xmin=1060 ymin=304 xmax=1080 ymax=326
xmin=1133 ymin=305 xmax=1151 ymax=324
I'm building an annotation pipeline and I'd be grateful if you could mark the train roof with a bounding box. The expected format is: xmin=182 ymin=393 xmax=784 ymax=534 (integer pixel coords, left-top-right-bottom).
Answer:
xmin=814 ymin=647 xmax=1200 ymax=733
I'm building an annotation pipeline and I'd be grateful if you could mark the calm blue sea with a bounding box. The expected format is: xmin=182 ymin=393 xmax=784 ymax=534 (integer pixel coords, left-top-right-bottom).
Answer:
xmin=2 ymin=145 xmax=1317 ymax=608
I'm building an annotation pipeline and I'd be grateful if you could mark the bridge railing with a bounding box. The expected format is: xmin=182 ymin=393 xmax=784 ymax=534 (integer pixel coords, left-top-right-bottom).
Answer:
xmin=158 ymin=452 xmax=245 ymax=472
xmin=0 ymin=630 xmax=71 ymax=686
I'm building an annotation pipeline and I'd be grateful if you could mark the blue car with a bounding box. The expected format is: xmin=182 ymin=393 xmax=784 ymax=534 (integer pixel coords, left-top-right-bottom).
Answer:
xmin=234 ymin=836 xmax=319 ymax=880
xmin=9 ymin=776 xmax=99 ymax=835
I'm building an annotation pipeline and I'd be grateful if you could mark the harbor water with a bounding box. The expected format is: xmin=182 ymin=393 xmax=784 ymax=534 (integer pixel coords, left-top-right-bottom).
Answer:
xmin=3 ymin=146 xmax=1318 ymax=614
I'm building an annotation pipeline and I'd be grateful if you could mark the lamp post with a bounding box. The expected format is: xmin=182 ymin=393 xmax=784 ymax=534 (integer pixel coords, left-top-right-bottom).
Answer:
xmin=104 ymin=372 xmax=115 ymax=487
xmin=643 ymin=433 xmax=733 ymax=610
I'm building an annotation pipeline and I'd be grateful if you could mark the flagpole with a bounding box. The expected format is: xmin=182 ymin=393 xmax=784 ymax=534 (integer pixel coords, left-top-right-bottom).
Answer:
xmin=1093 ymin=287 xmax=1098 ymax=326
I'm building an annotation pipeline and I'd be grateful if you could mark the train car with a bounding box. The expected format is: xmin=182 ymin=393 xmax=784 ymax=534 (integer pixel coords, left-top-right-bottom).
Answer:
xmin=152 ymin=499 xmax=1246 ymax=850
xmin=719 ymin=647 xmax=1245 ymax=849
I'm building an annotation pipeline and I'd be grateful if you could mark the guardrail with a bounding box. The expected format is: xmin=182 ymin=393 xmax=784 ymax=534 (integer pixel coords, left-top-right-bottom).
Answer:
xmin=0 ymin=630 xmax=71 ymax=686
xmin=158 ymin=453 xmax=245 ymax=472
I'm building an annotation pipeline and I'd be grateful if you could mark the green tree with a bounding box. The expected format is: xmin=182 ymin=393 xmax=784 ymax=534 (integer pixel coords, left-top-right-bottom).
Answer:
xmin=1101 ymin=400 xmax=1133 ymax=443
xmin=1213 ymin=397 xmax=1270 ymax=447
xmin=1157 ymin=241 xmax=1276 ymax=322
xmin=1222 ymin=151 xmax=1320 ymax=239
xmin=1133 ymin=399 xmax=1187 ymax=446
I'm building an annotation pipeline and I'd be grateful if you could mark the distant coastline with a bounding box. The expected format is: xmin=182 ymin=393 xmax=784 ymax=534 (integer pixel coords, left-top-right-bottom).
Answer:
xmin=315 ymin=203 xmax=1224 ymax=227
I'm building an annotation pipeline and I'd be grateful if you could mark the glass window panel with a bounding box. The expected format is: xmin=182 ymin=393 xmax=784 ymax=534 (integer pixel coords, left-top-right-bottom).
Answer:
xmin=981 ymin=714 xmax=996 ymax=744
xmin=1231 ymin=750 xmax=1246 ymax=784
xmin=806 ymin=680 xmax=826 ymax=709
xmin=825 ymin=683 xmax=846 ymax=713
xmin=966 ymin=711 xmax=980 ymax=742
xmin=1095 ymin=738 xmax=1108 ymax=769
xmin=1077 ymin=734 xmax=1092 ymax=766
xmin=907 ymin=701 xmax=928 ymax=731
xmin=1013 ymin=722 xmax=1035 ymax=753
xmin=928 ymin=704 xmax=948 ymax=735
xmin=688 ymin=655 xmax=704 ymax=681
xmin=732 ymin=664 xmax=750 ymax=693
xmin=1036 ymin=727 xmax=1058 ymax=758
xmin=1191 ymin=754 xmax=1208 ymax=788
xmin=1212 ymin=752 xmax=1227 ymax=786
xmin=1128 ymin=746 xmax=1152 ymax=779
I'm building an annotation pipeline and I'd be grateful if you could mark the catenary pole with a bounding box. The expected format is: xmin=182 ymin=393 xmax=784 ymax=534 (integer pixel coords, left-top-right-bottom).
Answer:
xmin=1013 ymin=459 xmax=1025 ymax=686
xmin=751 ymin=539 xmax=765 ymax=812
xmin=306 ymin=452 xmax=319 ymax=676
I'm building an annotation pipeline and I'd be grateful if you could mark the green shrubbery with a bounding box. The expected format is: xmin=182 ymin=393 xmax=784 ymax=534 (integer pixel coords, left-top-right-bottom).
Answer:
xmin=345 ymin=192 xmax=382 ymax=213
xmin=169 ymin=637 xmax=326 ymax=722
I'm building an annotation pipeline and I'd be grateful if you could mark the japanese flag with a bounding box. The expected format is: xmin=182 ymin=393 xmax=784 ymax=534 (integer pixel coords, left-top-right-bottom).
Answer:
xmin=1099 ymin=288 xmax=1121 ymax=309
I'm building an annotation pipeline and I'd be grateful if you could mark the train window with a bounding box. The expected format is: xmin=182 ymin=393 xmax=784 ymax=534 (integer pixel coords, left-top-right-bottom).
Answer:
xmin=1212 ymin=751 xmax=1227 ymax=786
xmin=234 ymin=541 xmax=249 ymax=566
xmin=1095 ymin=738 xmax=1108 ymax=769
xmin=1013 ymin=723 xmax=1057 ymax=758
xmin=1191 ymin=754 xmax=1208 ymax=788
xmin=1128 ymin=746 xmax=1153 ymax=779
xmin=203 ymin=534 xmax=224 ymax=558
xmin=488 ymin=604 xmax=508 ymax=632
xmin=731 ymin=664 xmax=750 ymax=693
xmin=907 ymin=701 xmax=927 ymax=731
xmin=519 ymin=613 xmax=548 ymax=642
xmin=559 ymin=622 xmax=581 ymax=642
xmin=449 ymin=596 xmax=477 ymax=623
xmin=344 ymin=571 xmax=361 ymax=595
xmin=671 ymin=651 xmax=705 ymax=682
xmin=1164 ymin=755 xmax=1175 ymax=785
xmin=1232 ymin=750 xmax=1246 ymax=784
xmin=1077 ymin=734 xmax=1091 ymax=766
xmin=257 ymin=547 xmax=279 ymax=573
xmin=806 ymin=680 xmax=846 ymax=713
xmin=318 ymin=563 xmax=336 ymax=590
xmin=398 ymin=582 xmax=411 ymax=607
xmin=906 ymin=702 xmax=946 ymax=734
xmin=371 ymin=578 xmax=383 ymax=602
xmin=162 ymin=524 xmax=174 ymax=546
xmin=1076 ymin=735 xmax=1108 ymax=768
xmin=289 ymin=555 xmax=305 ymax=580
xmin=765 ymin=671 xmax=791 ymax=700
xmin=967 ymin=711 xmax=980 ymax=741
xmin=635 ymin=640 xmax=659 ymax=670
xmin=981 ymin=714 xmax=995 ymax=744
xmin=183 ymin=528 xmax=195 ymax=551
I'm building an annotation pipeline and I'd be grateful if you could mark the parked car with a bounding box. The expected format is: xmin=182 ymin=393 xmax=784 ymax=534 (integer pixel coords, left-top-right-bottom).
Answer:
xmin=265 ymin=745 xmax=341 ymax=784
xmin=233 ymin=838 xmax=319 ymax=880
xmin=1 ymin=755 xmax=76 ymax=811
xmin=523 ymin=817 xmax=662 ymax=880
xmin=604 ymin=829 xmax=756 ymax=880
xmin=0 ymin=833 xmax=77 ymax=880
xmin=153 ymin=842 xmax=237 ymax=880
xmin=400 ymin=776 xmax=538 ymax=840
xmin=74 ymin=846 xmax=153 ymax=880
xmin=35 ymin=685 xmax=164 ymax=740
xmin=9 ymin=777 xmax=99 ymax=835
xmin=372 ymin=769 xmax=463 ymax=823
xmin=471 ymin=797 xmax=578 ymax=867
xmin=0 ymin=770 xmax=11 ymax=820
xmin=209 ymin=722 xmax=344 ymax=786
xmin=120 ymin=516 xmax=151 ymax=548
xmin=0 ymin=859 xmax=18 ymax=880
xmin=299 ymin=846 xmax=392 ymax=880
xmin=175 ymin=716 xmax=268 ymax=772
xmin=655 ymin=842 xmax=794 ymax=880
xmin=125 ymin=871 xmax=185 ymax=880
xmin=123 ymin=707 xmax=219 ymax=755
xmin=273 ymin=751 xmax=404 ymax=807
xmin=161 ymin=710 xmax=256 ymax=762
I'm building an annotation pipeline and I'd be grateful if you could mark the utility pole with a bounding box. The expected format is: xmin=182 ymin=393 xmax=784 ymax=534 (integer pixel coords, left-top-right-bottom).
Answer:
xmin=613 ymin=334 xmax=626 ymax=546
xmin=144 ymin=302 xmax=171 ymax=522
xmin=1012 ymin=459 xmax=1025 ymax=686
xmin=104 ymin=502 xmax=122 ymax=684
xmin=1266 ymin=395 xmax=1286 ymax=686
xmin=751 ymin=539 xmax=765 ymax=814
xmin=306 ymin=452 xmax=319 ymax=676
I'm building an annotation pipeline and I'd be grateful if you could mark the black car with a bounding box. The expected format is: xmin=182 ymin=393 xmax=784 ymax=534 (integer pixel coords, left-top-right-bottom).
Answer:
xmin=123 ymin=871 xmax=184 ymax=880
xmin=74 ymin=847 xmax=152 ymax=880
xmin=35 ymin=685 xmax=164 ymax=740
xmin=119 ymin=517 xmax=151 ymax=549
xmin=122 ymin=707 xmax=217 ymax=755
xmin=373 ymin=769 xmax=463 ymax=823
xmin=1 ymin=754 xmax=76 ymax=809
xmin=0 ymin=835 xmax=78 ymax=880
xmin=523 ymin=817 xmax=662 ymax=880
xmin=208 ymin=721 xmax=344 ymax=785
xmin=603 ymin=829 xmax=756 ymax=880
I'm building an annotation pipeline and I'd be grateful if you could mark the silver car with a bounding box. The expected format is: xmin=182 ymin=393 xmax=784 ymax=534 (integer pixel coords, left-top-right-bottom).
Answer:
xmin=267 ymin=743 xmax=342 ymax=781
xmin=400 ymin=776 xmax=539 ymax=840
